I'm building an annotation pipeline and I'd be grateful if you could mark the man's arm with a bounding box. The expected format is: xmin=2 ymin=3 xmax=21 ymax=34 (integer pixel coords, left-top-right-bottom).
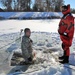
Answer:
xmin=65 ymin=16 xmax=74 ymax=34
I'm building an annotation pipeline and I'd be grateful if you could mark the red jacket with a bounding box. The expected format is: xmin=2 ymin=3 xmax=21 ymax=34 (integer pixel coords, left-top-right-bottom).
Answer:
xmin=58 ymin=5 xmax=74 ymax=39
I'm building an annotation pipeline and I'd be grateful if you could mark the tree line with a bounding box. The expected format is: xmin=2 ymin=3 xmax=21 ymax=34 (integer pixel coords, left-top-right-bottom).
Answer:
xmin=33 ymin=0 xmax=64 ymax=12
xmin=0 ymin=0 xmax=75 ymax=13
xmin=0 ymin=0 xmax=64 ymax=12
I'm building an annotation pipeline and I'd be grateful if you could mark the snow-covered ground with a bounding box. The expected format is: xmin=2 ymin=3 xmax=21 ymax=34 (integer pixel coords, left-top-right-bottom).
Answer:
xmin=0 ymin=19 xmax=75 ymax=75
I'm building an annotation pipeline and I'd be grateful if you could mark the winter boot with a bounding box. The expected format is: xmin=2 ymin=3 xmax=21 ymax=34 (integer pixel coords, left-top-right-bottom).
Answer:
xmin=59 ymin=56 xmax=69 ymax=64
xmin=59 ymin=56 xmax=64 ymax=60
xmin=59 ymin=51 xmax=66 ymax=60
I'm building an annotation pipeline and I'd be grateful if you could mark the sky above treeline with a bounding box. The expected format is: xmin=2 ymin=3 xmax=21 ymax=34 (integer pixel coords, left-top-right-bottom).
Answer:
xmin=64 ymin=0 xmax=75 ymax=9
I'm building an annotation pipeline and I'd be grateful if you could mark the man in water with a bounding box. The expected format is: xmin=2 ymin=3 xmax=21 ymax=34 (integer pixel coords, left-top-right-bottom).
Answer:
xmin=21 ymin=28 xmax=34 ymax=64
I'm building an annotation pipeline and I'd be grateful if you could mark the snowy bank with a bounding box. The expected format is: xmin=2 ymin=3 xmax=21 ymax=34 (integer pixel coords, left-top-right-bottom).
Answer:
xmin=0 ymin=12 xmax=63 ymax=19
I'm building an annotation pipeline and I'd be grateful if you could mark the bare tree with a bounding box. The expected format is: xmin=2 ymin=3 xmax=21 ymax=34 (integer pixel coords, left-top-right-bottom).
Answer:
xmin=33 ymin=0 xmax=54 ymax=12
xmin=55 ymin=0 xmax=64 ymax=12
xmin=0 ymin=0 xmax=12 ymax=11
xmin=46 ymin=0 xmax=51 ymax=11
xmin=33 ymin=0 xmax=64 ymax=12
xmin=16 ymin=0 xmax=31 ymax=11
xmin=34 ymin=0 xmax=47 ymax=11
xmin=0 ymin=0 xmax=32 ymax=11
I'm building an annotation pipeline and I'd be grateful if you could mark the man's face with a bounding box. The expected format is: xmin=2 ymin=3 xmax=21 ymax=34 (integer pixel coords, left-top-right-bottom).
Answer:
xmin=25 ymin=30 xmax=31 ymax=37
xmin=60 ymin=7 xmax=67 ymax=12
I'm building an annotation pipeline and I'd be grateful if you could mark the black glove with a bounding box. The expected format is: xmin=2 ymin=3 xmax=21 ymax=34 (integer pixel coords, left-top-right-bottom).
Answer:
xmin=28 ymin=57 xmax=32 ymax=61
xmin=30 ymin=39 xmax=33 ymax=43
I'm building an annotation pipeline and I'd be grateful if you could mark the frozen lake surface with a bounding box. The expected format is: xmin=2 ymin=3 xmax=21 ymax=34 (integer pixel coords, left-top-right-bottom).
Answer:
xmin=0 ymin=19 xmax=75 ymax=75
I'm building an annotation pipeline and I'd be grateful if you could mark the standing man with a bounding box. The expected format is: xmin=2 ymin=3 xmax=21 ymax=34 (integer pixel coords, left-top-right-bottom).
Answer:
xmin=58 ymin=4 xmax=74 ymax=64
xmin=21 ymin=28 xmax=34 ymax=64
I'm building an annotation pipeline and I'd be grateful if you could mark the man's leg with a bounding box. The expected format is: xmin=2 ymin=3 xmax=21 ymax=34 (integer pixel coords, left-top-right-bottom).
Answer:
xmin=21 ymin=52 xmax=34 ymax=65
xmin=60 ymin=46 xmax=70 ymax=64
xmin=65 ymin=47 xmax=70 ymax=56
xmin=59 ymin=43 xmax=66 ymax=60
xmin=28 ymin=49 xmax=34 ymax=62
xmin=59 ymin=35 xmax=73 ymax=64
xmin=22 ymin=52 xmax=29 ymax=62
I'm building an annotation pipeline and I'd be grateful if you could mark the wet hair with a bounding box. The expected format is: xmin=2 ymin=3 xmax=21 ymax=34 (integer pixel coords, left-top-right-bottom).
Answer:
xmin=62 ymin=5 xmax=68 ymax=10
xmin=24 ymin=28 xmax=30 ymax=33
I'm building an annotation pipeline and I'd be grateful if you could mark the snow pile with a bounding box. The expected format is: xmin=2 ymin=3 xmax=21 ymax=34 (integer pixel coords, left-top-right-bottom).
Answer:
xmin=0 ymin=12 xmax=63 ymax=19
xmin=0 ymin=12 xmax=75 ymax=20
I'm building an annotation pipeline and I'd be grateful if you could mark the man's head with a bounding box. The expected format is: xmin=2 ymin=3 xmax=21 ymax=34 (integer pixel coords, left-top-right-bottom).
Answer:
xmin=60 ymin=4 xmax=70 ymax=15
xmin=61 ymin=5 xmax=68 ymax=12
xmin=24 ymin=28 xmax=31 ymax=37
